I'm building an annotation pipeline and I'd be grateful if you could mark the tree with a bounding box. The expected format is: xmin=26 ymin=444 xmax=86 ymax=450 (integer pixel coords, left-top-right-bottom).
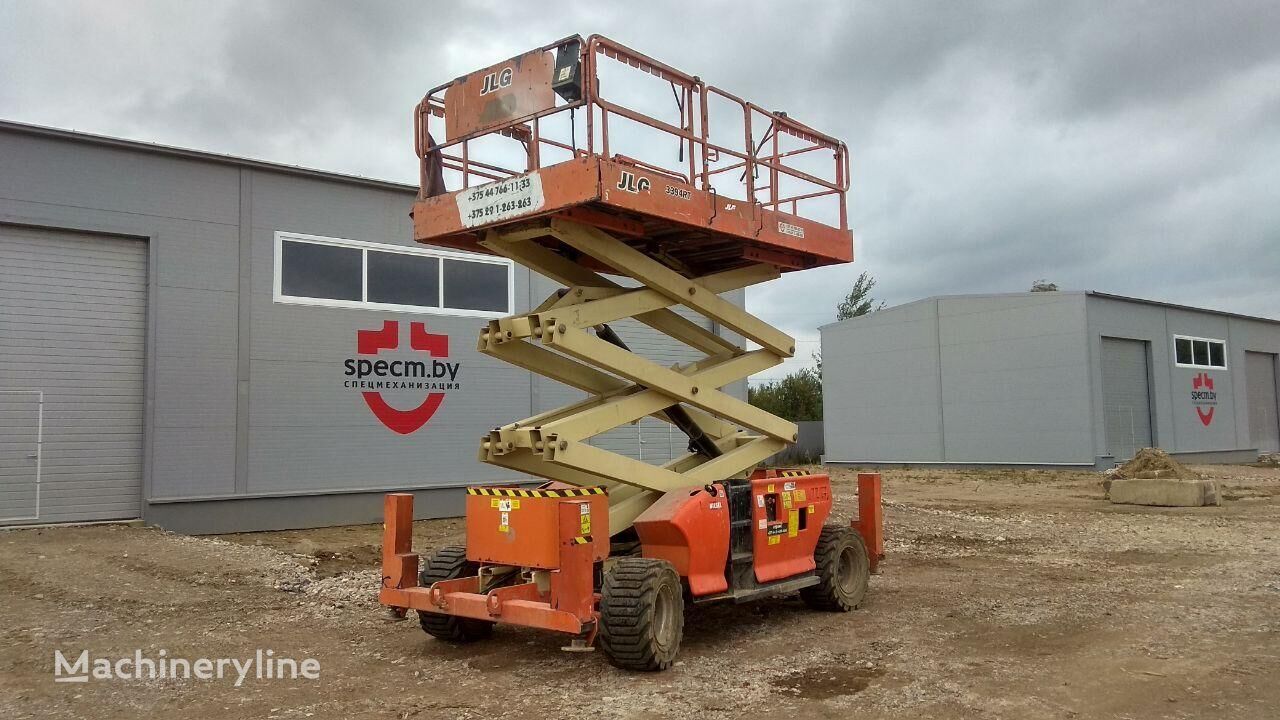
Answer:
xmin=748 ymin=367 xmax=823 ymax=422
xmin=1030 ymin=279 xmax=1059 ymax=292
xmin=814 ymin=271 xmax=885 ymax=375
xmin=836 ymin=271 xmax=887 ymax=320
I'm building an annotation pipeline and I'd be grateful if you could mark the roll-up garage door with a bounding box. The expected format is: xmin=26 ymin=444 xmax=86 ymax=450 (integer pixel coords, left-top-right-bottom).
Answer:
xmin=1246 ymin=351 xmax=1279 ymax=454
xmin=0 ymin=225 xmax=147 ymax=524
xmin=1101 ymin=337 xmax=1153 ymax=461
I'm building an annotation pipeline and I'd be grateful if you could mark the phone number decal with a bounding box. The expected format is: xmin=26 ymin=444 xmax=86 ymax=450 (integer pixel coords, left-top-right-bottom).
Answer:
xmin=456 ymin=173 xmax=545 ymax=228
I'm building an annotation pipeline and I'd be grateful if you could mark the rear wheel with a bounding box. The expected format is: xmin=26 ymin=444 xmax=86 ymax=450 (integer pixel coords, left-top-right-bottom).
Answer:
xmin=417 ymin=546 xmax=494 ymax=642
xmin=801 ymin=525 xmax=870 ymax=611
xmin=599 ymin=558 xmax=683 ymax=671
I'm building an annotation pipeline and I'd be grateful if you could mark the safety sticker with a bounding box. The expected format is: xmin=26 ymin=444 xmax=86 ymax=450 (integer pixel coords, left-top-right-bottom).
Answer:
xmin=766 ymin=523 xmax=788 ymax=537
xmin=808 ymin=505 xmax=817 ymax=514
xmin=782 ymin=491 xmax=793 ymax=509
xmin=756 ymin=495 xmax=765 ymax=508
xmin=783 ymin=481 xmax=796 ymax=492
xmin=456 ymin=172 xmax=545 ymax=229
xmin=579 ymin=503 xmax=591 ymax=535
xmin=495 ymin=498 xmax=521 ymax=512
xmin=778 ymin=221 xmax=805 ymax=238
xmin=499 ymin=510 xmax=510 ymax=533
xmin=766 ymin=483 xmax=775 ymax=493
xmin=795 ymin=488 xmax=807 ymax=502
xmin=787 ymin=509 xmax=799 ymax=538
xmin=758 ymin=519 xmax=767 ymax=530
xmin=767 ymin=536 xmax=781 ymax=546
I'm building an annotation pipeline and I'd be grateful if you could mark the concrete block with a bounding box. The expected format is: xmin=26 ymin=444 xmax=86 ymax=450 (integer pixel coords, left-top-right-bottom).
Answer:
xmin=1108 ymin=477 xmax=1221 ymax=507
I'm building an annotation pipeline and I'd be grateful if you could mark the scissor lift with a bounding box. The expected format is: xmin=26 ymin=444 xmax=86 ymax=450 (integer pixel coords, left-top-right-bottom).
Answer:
xmin=380 ymin=35 xmax=883 ymax=670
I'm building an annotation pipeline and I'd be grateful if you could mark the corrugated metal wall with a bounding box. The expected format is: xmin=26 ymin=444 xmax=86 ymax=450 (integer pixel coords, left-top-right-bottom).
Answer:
xmin=0 ymin=225 xmax=147 ymax=523
xmin=821 ymin=293 xmax=1094 ymax=464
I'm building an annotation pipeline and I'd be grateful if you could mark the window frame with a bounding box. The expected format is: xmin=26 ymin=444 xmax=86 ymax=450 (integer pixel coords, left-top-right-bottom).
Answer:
xmin=1172 ymin=334 xmax=1228 ymax=370
xmin=273 ymin=231 xmax=514 ymax=318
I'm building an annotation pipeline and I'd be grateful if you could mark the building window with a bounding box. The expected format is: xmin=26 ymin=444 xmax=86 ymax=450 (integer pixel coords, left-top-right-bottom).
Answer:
xmin=442 ymin=258 xmax=509 ymax=312
xmin=274 ymin=231 xmax=512 ymax=317
xmin=1173 ymin=335 xmax=1227 ymax=369
xmin=367 ymin=251 xmax=439 ymax=307
xmin=280 ymin=241 xmax=362 ymax=301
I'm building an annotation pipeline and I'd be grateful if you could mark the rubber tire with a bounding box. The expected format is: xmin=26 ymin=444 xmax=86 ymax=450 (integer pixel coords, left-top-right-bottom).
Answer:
xmin=599 ymin=558 xmax=684 ymax=671
xmin=801 ymin=525 xmax=870 ymax=611
xmin=417 ymin=546 xmax=494 ymax=642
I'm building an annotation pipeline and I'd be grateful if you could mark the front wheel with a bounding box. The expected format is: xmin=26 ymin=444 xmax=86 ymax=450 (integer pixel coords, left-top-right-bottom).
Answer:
xmin=598 ymin=558 xmax=684 ymax=671
xmin=801 ymin=525 xmax=870 ymax=611
xmin=416 ymin=546 xmax=494 ymax=642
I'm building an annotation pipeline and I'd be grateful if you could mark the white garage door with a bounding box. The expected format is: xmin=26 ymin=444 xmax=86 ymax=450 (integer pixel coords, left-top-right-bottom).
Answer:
xmin=1101 ymin=337 xmax=1153 ymax=461
xmin=1246 ymin=351 xmax=1279 ymax=454
xmin=0 ymin=225 xmax=147 ymax=524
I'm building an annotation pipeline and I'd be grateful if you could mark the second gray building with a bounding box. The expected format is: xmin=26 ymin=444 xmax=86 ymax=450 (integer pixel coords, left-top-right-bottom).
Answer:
xmin=821 ymin=291 xmax=1280 ymax=468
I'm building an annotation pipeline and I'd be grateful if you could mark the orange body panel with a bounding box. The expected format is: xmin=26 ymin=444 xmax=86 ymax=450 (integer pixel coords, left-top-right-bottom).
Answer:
xmin=464 ymin=488 xmax=608 ymax=569
xmin=632 ymin=488 xmax=731 ymax=597
xmin=750 ymin=474 xmax=832 ymax=583
xmin=444 ymin=48 xmax=557 ymax=139
xmin=410 ymin=156 xmax=853 ymax=271
xmin=379 ymin=491 xmax=603 ymax=637
xmin=595 ymin=160 xmax=852 ymax=266
xmin=852 ymin=472 xmax=884 ymax=572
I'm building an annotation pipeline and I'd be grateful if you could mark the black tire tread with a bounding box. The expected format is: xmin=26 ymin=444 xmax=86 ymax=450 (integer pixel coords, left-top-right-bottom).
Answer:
xmin=598 ymin=558 xmax=683 ymax=671
xmin=801 ymin=525 xmax=870 ymax=612
xmin=417 ymin=545 xmax=493 ymax=642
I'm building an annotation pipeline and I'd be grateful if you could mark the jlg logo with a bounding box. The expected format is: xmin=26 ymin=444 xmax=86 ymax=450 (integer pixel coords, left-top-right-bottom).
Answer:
xmin=616 ymin=171 xmax=651 ymax=194
xmin=479 ymin=67 xmax=513 ymax=95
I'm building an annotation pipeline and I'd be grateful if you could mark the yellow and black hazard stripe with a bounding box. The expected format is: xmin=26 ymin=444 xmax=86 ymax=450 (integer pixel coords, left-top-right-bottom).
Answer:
xmin=569 ymin=535 xmax=593 ymax=545
xmin=778 ymin=470 xmax=810 ymax=478
xmin=465 ymin=486 xmax=607 ymax=498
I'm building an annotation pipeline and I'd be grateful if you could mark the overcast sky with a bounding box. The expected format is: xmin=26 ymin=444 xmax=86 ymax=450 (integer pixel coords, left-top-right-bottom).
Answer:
xmin=3 ymin=1 xmax=1277 ymax=380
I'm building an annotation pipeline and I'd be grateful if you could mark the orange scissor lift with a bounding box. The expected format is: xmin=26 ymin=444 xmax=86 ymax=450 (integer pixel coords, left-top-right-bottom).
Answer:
xmin=380 ymin=35 xmax=883 ymax=670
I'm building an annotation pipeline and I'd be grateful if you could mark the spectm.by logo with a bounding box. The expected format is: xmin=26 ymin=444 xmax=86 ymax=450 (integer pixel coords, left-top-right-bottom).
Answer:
xmin=345 ymin=320 xmax=460 ymax=435
xmin=1191 ymin=372 xmax=1216 ymax=426
xmin=54 ymin=649 xmax=319 ymax=686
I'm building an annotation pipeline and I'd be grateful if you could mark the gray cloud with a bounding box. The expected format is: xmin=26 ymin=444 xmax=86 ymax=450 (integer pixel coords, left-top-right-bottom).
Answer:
xmin=2 ymin=0 xmax=1277 ymax=380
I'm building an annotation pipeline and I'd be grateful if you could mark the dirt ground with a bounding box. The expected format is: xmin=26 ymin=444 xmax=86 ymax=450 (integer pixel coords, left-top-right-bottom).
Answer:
xmin=2 ymin=465 xmax=1278 ymax=720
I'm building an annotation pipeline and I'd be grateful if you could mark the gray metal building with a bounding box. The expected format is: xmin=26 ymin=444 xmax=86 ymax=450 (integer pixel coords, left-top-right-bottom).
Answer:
xmin=821 ymin=291 xmax=1280 ymax=468
xmin=0 ymin=120 xmax=744 ymax=533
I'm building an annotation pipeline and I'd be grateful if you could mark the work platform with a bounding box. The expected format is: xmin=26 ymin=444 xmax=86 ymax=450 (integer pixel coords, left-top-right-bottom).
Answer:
xmin=411 ymin=35 xmax=853 ymax=276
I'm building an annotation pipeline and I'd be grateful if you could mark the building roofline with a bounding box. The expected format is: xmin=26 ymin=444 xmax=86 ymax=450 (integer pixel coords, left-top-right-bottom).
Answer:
xmin=818 ymin=291 xmax=1090 ymax=331
xmin=821 ymin=289 xmax=1278 ymax=331
xmin=0 ymin=118 xmax=419 ymax=194
xmin=1083 ymin=291 xmax=1279 ymax=325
